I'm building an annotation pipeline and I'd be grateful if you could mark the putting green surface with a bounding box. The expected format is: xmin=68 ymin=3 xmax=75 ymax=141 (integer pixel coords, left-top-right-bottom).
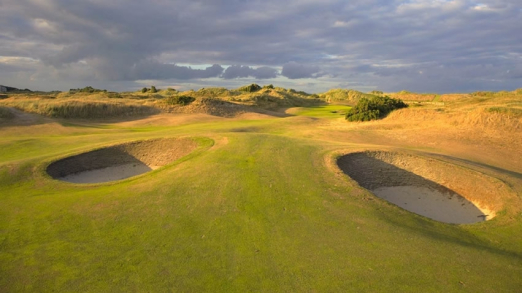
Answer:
xmin=291 ymin=105 xmax=351 ymax=118
xmin=1 ymin=111 xmax=521 ymax=292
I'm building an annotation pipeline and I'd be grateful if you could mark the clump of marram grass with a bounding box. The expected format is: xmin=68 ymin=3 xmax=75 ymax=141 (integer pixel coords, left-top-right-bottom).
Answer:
xmin=0 ymin=106 xmax=15 ymax=120
xmin=487 ymin=107 xmax=522 ymax=118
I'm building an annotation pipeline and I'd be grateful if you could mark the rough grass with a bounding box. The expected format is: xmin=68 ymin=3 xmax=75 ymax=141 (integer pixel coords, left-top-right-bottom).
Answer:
xmin=0 ymin=97 xmax=159 ymax=118
xmin=0 ymin=89 xmax=521 ymax=292
xmin=319 ymin=89 xmax=376 ymax=104
xmin=387 ymin=91 xmax=438 ymax=102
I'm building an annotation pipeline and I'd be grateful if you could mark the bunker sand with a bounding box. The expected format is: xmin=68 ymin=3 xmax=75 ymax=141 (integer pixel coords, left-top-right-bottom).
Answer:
xmin=47 ymin=137 xmax=198 ymax=183
xmin=337 ymin=151 xmax=516 ymax=224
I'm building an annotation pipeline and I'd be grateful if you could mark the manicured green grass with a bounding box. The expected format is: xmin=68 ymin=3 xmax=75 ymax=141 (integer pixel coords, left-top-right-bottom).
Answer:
xmin=0 ymin=110 xmax=521 ymax=292
xmin=292 ymin=105 xmax=351 ymax=118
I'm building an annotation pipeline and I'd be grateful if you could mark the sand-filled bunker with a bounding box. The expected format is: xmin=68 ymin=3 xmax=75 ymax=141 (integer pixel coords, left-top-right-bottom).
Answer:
xmin=47 ymin=137 xmax=198 ymax=183
xmin=337 ymin=151 xmax=511 ymax=224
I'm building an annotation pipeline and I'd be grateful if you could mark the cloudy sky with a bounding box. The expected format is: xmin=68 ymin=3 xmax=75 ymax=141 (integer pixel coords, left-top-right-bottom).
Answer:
xmin=1 ymin=0 xmax=521 ymax=93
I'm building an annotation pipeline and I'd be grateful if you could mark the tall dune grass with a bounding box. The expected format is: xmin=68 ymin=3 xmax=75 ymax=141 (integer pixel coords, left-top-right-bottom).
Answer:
xmin=386 ymin=107 xmax=521 ymax=130
xmin=1 ymin=98 xmax=159 ymax=119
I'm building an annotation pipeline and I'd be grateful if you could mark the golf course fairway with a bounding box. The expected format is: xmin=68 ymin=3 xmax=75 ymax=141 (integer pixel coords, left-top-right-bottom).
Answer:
xmin=1 ymin=105 xmax=521 ymax=292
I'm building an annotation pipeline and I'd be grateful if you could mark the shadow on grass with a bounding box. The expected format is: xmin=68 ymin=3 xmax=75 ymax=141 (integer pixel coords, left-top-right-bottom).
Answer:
xmin=379 ymin=212 xmax=522 ymax=261
xmin=0 ymin=107 xmax=51 ymax=128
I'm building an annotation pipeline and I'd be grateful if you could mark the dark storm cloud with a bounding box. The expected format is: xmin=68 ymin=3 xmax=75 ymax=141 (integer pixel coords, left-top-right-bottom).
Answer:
xmin=281 ymin=62 xmax=323 ymax=79
xmin=222 ymin=65 xmax=278 ymax=79
xmin=129 ymin=62 xmax=224 ymax=80
xmin=0 ymin=0 xmax=521 ymax=92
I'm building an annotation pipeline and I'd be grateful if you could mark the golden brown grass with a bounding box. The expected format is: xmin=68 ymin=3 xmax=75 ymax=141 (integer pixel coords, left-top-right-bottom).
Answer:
xmin=0 ymin=94 xmax=159 ymax=118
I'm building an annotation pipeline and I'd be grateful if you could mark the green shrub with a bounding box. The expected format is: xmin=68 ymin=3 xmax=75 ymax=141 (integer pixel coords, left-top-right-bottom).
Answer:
xmin=263 ymin=84 xmax=274 ymax=89
xmin=69 ymin=86 xmax=105 ymax=94
xmin=141 ymin=87 xmax=148 ymax=93
xmin=150 ymin=86 xmax=157 ymax=93
xmin=346 ymin=96 xmax=408 ymax=121
xmin=165 ymin=95 xmax=195 ymax=106
xmin=237 ymin=84 xmax=262 ymax=93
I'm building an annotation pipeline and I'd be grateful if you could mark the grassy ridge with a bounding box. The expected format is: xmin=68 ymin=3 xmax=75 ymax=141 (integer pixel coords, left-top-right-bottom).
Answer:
xmin=0 ymin=98 xmax=158 ymax=119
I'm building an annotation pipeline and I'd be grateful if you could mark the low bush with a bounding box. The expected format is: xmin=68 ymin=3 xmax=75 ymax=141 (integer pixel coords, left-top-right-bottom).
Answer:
xmin=346 ymin=96 xmax=408 ymax=121
xmin=237 ymin=84 xmax=261 ymax=93
xmin=165 ymin=95 xmax=196 ymax=106
xmin=69 ymin=86 xmax=106 ymax=94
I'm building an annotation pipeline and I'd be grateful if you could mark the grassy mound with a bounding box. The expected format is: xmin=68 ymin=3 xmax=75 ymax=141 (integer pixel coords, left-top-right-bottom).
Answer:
xmin=1 ymin=98 xmax=158 ymax=119
xmin=318 ymin=89 xmax=376 ymax=104
xmin=345 ymin=96 xmax=408 ymax=121
xmin=237 ymin=83 xmax=262 ymax=93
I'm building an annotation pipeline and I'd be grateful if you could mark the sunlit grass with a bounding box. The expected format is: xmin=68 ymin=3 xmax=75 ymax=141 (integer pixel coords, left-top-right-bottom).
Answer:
xmin=0 ymin=91 xmax=521 ymax=292
xmin=292 ymin=105 xmax=351 ymax=118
